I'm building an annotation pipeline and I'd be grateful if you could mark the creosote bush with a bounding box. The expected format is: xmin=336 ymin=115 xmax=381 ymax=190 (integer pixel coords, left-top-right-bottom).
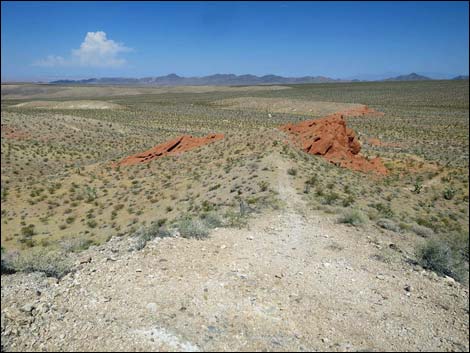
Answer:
xmin=1 ymin=247 xmax=73 ymax=278
xmin=177 ymin=217 xmax=209 ymax=239
xmin=339 ymin=209 xmax=368 ymax=226
xmin=416 ymin=236 xmax=468 ymax=283
xmin=133 ymin=223 xmax=172 ymax=250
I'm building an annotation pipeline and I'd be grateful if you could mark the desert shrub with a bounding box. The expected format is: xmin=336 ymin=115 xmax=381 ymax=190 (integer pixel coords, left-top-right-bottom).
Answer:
xmin=60 ymin=236 xmax=95 ymax=253
xmin=377 ymin=218 xmax=401 ymax=232
xmin=1 ymin=246 xmax=14 ymax=274
xmin=416 ymin=236 xmax=468 ymax=282
xmin=417 ymin=239 xmax=452 ymax=275
xmin=342 ymin=195 xmax=355 ymax=207
xmin=86 ymin=219 xmax=97 ymax=228
xmin=21 ymin=224 xmax=36 ymax=237
xmin=133 ymin=223 xmax=172 ymax=250
xmin=2 ymin=248 xmax=73 ymax=278
xmin=258 ymin=180 xmax=269 ymax=192
xmin=224 ymin=210 xmax=249 ymax=229
xmin=201 ymin=212 xmax=223 ymax=229
xmin=201 ymin=200 xmax=215 ymax=212
xmin=177 ymin=217 xmax=209 ymax=239
xmin=369 ymin=202 xmax=394 ymax=218
xmin=287 ymin=168 xmax=297 ymax=176
xmin=413 ymin=179 xmax=423 ymax=194
xmin=323 ymin=191 xmax=339 ymax=205
xmin=410 ymin=223 xmax=434 ymax=238
xmin=447 ymin=231 xmax=469 ymax=262
xmin=65 ymin=216 xmax=76 ymax=224
xmin=339 ymin=209 xmax=368 ymax=226
xmin=443 ymin=187 xmax=456 ymax=200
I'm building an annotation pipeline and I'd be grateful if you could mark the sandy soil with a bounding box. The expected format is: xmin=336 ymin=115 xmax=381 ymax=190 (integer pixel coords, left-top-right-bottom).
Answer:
xmin=12 ymin=100 xmax=124 ymax=110
xmin=213 ymin=97 xmax=368 ymax=117
xmin=1 ymin=84 xmax=290 ymax=100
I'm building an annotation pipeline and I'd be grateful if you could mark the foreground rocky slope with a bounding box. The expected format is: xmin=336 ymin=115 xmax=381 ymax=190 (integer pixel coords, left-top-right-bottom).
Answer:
xmin=1 ymin=156 xmax=468 ymax=352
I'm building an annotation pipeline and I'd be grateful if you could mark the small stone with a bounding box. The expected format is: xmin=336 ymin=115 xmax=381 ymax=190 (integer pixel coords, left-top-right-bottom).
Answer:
xmin=36 ymin=303 xmax=50 ymax=314
xmin=246 ymin=236 xmax=254 ymax=240
xmin=79 ymin=256 xmax=92 ymax=264
xmin=404 ymin=284 xmax=412 ymax=292
xmin=136 ymin=269 xmax=142 ymax=272
xmin=376 ymin=274 xmax=385 ymax=280
xmin=443 ymin=275 xmax=456 ymax=286
xmin=146 ymin=303 xmax=157 ymax=313
xmin=20 ymin=303 xmax=35 ymax=314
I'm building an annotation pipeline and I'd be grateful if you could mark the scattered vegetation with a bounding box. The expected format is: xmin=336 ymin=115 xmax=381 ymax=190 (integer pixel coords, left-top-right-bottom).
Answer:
xmin=339 ymin=210 xmax=368 ymax=226
xmin=1 ymin=247 xmax=73 ymax=278
xmin=1 ymin=80 xmax=468 ymax=284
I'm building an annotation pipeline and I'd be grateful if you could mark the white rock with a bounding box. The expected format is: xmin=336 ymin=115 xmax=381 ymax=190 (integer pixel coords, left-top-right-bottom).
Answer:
xmin=146 ymin=303 xmax=158 ymax=313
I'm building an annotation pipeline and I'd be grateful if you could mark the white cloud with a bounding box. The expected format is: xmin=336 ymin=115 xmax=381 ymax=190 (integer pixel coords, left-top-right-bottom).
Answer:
xmin=34 ymin=31 xmax=131 ymax=68
xmin=72 ymin=31 xmax=131 ymax=67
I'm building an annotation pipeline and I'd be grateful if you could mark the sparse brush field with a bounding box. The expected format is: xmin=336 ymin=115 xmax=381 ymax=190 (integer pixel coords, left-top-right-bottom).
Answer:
xmin=1 ymin=80 xmax=468 ymax=280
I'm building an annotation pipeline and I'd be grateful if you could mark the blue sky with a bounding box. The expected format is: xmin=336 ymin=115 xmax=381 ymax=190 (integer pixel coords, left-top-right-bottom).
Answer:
xmin=1 ymin=1 xmax=469 ymax=81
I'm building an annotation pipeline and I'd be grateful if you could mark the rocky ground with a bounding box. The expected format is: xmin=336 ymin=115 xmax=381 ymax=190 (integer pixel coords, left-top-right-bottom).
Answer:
xmin=1 ymin=159 xmax=469 ymax=352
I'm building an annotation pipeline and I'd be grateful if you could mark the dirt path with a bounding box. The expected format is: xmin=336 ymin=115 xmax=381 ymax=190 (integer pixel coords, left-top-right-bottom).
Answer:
xmin=1 ymin=157 xmax=469 ymax=352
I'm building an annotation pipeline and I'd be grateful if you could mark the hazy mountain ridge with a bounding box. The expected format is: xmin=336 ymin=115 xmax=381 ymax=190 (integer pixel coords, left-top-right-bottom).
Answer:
xmin=48 ymin=72 xmax=468 ymax=86
xmin=382 ymin=72 xmax=432 ymax=81
xmin=50 ymin=74 xmax=347 ymax=86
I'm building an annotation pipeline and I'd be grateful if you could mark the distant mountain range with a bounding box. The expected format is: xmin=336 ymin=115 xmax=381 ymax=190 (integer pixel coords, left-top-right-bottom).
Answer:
xmin=452 ymin=75 xmax=469 ymax=80
xmin=382 ymin=72 xmax=432 ymax=81
xmin=50 ymin=74 xmax=347 ymax=86
xmin=49 ymin=72 xmax=468 ymax=86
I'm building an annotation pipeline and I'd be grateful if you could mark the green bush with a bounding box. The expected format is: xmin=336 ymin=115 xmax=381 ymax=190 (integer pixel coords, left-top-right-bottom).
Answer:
xmin=323 ymin=191 xmax=339 ymax=205
xmin=287 ymin=168 xmax=297 ymax=176
xmin=410 ymin=223 xmax=434 ymax=238
xmin=86 ymin=219 xmax=98 ymax=228
xmin=177 ymin=217 xmax=209 ymax=239
xmin=60 ymin=236 xmax=96 ymax=253
xmin=369 ymin=202 xmax=394 ymax=218
xmin=133 ymin=223 xmax=171 ymax=250
xmin=339 ymin=209 xmax=368 ymax=226
xmin=21 ymin=224 xmax=36 ymax=237
xmin=224 ymin=210 xmax=249 ymax=229
xmin=2 ymin=248 xmax=73 ymax=278
xmin=416 ymin=232 xmax=468 ymax=282
xmin=443 ymin=187 xmax=456 ymax=200
xmin=201 ymin=212 xmax=223 ymax=229
xmin=377 ymin=218 xmax=401 ymax=232
xmin=417 ymin=239 xmax=451 ymax=274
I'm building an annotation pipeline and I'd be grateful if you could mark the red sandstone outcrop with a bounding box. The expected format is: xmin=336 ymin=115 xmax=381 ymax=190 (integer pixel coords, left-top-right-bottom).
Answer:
xmin=279 ymin=114 xmax=388 ymax=175
xmin=117 ymin=133 xmax=224 ymax=166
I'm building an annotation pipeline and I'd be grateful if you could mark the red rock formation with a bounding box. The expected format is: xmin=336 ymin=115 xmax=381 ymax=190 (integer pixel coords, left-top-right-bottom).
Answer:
xmin=279 ymin=114 xmax=388 ymax=175
xmin=117 ymin=133 xmax=224 ymax=166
